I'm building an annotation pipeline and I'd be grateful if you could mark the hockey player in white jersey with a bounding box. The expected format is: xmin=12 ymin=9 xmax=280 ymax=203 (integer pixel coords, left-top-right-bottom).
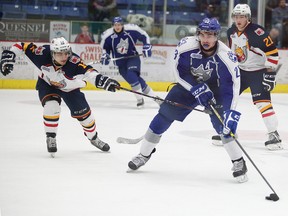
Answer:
xmin=100 ymin=16 xmax=159 ymax=108
xmin=128 ymin=18 xmax=248 ymax=183
xmin=0 ymin=37 xmax=120 ymax=157
xmin=211 ymin=4 xmax=282 ymax=150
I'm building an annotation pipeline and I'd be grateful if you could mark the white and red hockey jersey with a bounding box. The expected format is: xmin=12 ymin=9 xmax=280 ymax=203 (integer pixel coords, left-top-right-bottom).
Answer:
xmin=227 ymin=23 xmax=279 ymax=71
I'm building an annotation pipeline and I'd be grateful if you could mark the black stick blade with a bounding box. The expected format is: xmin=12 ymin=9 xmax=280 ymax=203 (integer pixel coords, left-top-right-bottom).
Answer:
xmin=265 ymin=193 xmax=279 ymax=201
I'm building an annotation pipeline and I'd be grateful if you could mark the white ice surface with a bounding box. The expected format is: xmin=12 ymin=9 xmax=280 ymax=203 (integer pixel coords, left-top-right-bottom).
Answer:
xmin=0 ymin=89 xmax=288 ymax=216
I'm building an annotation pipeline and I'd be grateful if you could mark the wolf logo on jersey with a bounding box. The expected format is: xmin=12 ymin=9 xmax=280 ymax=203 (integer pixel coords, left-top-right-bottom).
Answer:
xmin=190 ymin=64 xmax=213 ymax=82
xmin=116 ymin=38 xmax=129 ymax=54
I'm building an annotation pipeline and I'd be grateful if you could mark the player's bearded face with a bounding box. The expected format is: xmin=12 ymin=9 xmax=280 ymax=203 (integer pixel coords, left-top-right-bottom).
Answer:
xmin=198 ymin=31 xmax=217 ymax=50
xmin=113 ymin=23 xmax=123 ymax=33
xmin=53 ymin=52 xmax=70 ymax=66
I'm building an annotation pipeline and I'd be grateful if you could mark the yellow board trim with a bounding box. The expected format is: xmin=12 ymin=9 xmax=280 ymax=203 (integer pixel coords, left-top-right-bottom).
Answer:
xmin=0 ymin=79 xmax=287 ymax=93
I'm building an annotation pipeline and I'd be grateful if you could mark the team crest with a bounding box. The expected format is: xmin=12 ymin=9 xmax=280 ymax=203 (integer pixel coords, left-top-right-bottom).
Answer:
xmin=49 ymin=79 xmax=67 ymax=89
xmin=190 ymin=64 xmax=213 ymax=82
xmin=116 ymin=38 xmax=129 ymax=54
xmin=234 ymin=45 xmax=248 ymax=63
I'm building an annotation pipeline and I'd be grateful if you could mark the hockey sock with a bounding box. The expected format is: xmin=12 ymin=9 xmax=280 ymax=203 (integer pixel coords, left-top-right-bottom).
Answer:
xmin=43 ymin=100 xmax=60 ymax=134
xmin=131 ymin=83 xmax=143 ymax=101
xmin=143 ymin=85 xmax=156 ymax=97
xmin=77 ymin=111 xmax=96 ymax=140
xmin=140 ymin=128 xmax=161 ymax=156
xmin=255 ymin=102 xmax=278 ymax=133
xmin=222 ymin=137 xmax=243 ymax=161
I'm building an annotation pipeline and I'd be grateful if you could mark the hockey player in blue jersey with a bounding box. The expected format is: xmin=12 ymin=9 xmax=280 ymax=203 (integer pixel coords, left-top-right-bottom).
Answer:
xmin=128 ymin=18 xmax=248 ymax=183
xmin=100 ymin=16 xmax=159 ymax=108
xmin=211 ymin=4 xmax=282 ymax=150
xmin=0 ymin=37 xmax=120 ymax=157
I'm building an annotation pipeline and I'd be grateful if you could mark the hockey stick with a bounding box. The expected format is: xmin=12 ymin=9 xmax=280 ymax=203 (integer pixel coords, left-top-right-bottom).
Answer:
xmin=116 ymin=86 xmax=210 ymax=144
xmin=117 ymin=86 xmax=208 ymax=113
xmin=209 ymin=105 xmax=280 ymax=201
xmin=117 ymin=136 xmax=143 ymax=144
xmin=87 ymin=54 xmax=143 ymax=65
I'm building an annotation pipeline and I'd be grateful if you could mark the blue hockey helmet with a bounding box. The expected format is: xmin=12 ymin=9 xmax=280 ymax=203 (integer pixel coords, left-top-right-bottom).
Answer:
xmin=197 ymin=18 xmax=221 ymax=36
xmin=112 ymin=17 xmax=123 ymax=25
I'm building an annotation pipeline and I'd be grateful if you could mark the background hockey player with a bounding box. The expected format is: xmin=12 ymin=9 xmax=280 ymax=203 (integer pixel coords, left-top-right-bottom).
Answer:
xmin=128 ymin=18 xmax=248 ymax=183
xmin=100 ymin=16 xmax=159 ymax=108
xmin=211 ymin=4 xmax=282 ymax=151
xmin=0 ymin=37 xmax=120 ymax=157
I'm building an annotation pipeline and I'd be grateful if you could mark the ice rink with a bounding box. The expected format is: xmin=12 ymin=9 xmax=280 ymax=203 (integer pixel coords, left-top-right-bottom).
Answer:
xmin=0 ymin=89 xmax=287 ymax=216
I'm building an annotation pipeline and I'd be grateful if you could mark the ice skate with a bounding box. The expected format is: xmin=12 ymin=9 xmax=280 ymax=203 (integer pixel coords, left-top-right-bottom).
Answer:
xmin=265 ymin=131 xmax=283 ymax=151
xmin=211 ymin=135 xmax=223 ymax=146
xmin=137 ymin=98 xmax=144 ymax=108
xmin=46 ymin=133 xmax=57 ymax=158
xmin=232 ymin=158 xmax=248 ymax=183
xmin=128 ymin=148 xmax=156 ymax=171
xmin=90 ymin=133 xmax=110 ymax=152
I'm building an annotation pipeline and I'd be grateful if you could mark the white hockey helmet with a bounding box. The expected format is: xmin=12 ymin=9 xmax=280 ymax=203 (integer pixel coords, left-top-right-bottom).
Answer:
xmin=231 ymin=4 xmax=251 ymax=20
xmin=50 ymin=37 xmax=71 ymax=53
xmin=50 ymin=37 xmax=72 ymax=66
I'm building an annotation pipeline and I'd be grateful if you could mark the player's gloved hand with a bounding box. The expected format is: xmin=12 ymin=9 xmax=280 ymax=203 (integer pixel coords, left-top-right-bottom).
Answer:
xmin=191 ymin=83 xmax=216 ymax=108
xmin=223 ymin=110 xmax=241 ymax=138
xmin=100 ymin=53 xmax=110 ymax=65
xmin=0 ymin=50 xmax=16 ymax=76
xmin=142 ymin=44 xmax=152 ymax=57
xmin=95 ymin=74 xmax=120 ymax=92
xmin=262 ymin=71 xmax=276 ymax=92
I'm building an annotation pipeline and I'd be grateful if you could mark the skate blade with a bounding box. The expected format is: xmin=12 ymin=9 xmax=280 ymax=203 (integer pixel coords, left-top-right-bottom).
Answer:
xmin=235 ymin=174 xmax=248 ymax=183
xmin=50 ymin=153 xmax=56 ymax=158
xmin=126 ymin=168 xmax=136 ymax=173
xmin=266 ymin=143 xmax=283 ymax=151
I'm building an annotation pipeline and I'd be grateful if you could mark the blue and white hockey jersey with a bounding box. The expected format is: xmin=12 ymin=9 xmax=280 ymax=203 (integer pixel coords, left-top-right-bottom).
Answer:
xmin=174 ymin=36 xmax=240 ymax=112
xmin=100 ymin=24 xmax=150 ymax=67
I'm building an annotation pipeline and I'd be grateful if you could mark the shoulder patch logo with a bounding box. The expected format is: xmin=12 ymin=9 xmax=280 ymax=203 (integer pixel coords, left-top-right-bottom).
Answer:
xmin=255 ymin=28 xmax=264 ymax=36
xmin=35 ymin=46 xmax=45 ymax=55
xmin=227 ymin=51 xmax=237 ymax=63
xmin=70 ymin=56 xmax=80 ymax=64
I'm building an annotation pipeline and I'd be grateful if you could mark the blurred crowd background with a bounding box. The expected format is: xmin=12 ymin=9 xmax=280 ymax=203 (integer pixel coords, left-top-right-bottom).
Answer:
xmin=0 ymin=0 xmax=288 ymax=47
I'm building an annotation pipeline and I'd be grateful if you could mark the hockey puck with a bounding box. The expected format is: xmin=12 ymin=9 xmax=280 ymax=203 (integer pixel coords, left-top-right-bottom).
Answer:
xmin=265 ymin=193 xmax=279 ymax=201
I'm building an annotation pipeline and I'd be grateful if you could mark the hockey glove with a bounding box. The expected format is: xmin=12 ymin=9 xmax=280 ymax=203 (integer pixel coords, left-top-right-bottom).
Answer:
xmin=142 ymin=44 xmax=152 ymax=57
xmin=223 ymin=110 xmax=241 ymax=138
xmin=191 ymin=83 xmax=216 ymax=108
xmin=262 ymin=71 xmax=276 ymax=92
xmin=100 ymin=53 xmax=111 ymax=65
xmin=0 ymin=50 xmax=16 ymax=76
xmin=95 ymin=74 xmax=120 ymax=92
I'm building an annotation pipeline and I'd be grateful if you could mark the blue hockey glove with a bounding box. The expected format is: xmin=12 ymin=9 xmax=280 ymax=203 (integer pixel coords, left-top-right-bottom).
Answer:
xmin=95 ymin=74 xmax=120 ymax=92
xmin=262 ymin=71 xmax=276 ymax=92
xmin=0 ymin=50 xmax=16 ymax=76
xmin=191 ymin=83 xmax=216 ymax=108
xmin=223 ymin=110 xmax=241 ymax=138
xmin=142 ymin=44 xmax=152 ymax=57
xmin=100 ymin=53 xmax=111 ymax=65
